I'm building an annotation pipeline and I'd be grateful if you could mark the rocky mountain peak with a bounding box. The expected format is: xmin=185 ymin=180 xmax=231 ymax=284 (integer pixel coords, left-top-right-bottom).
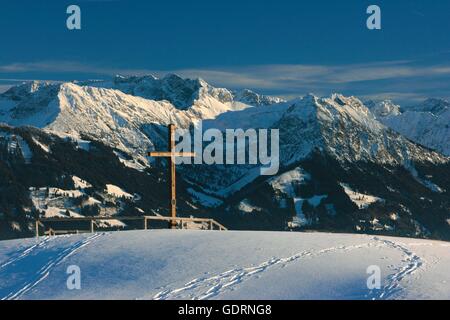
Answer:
xmin=412 ymin=98 xmax=450 ymax=115
xmin=365 ymin=99 xmax=402 ymax=118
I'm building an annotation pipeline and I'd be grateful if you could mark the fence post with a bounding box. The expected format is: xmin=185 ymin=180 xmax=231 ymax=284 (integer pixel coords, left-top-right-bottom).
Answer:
xmin=90 ymin=220 xmax=95 ymax=233
xmin=144 ymin=217 xmax=147 ymax=230
xmin=35 ymin=220 xmax=39 ymax=239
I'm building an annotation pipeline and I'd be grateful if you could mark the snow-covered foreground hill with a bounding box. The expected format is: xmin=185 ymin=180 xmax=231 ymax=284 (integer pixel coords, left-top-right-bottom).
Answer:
xmin=0 ymin=230 xmax=449 ymax=300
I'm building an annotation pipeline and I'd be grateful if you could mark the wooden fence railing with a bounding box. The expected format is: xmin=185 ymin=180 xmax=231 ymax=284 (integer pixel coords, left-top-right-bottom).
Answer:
xmin=35 ymin=215 xmax=227 ymax=238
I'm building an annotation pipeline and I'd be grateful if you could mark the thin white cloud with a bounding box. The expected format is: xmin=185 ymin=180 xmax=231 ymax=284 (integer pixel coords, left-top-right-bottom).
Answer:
xmin=1 ymin=60 xmax=450 ymax=103
xmin=360 ymin=92 xmax=427 ymax=103
xmin=175 ymin=62 xmax=450 ymax=87
xmin=3 ymin=59 xmax=450 ymax=86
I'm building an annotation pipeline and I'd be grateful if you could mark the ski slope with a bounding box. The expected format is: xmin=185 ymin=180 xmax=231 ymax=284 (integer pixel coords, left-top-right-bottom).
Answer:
xmin=0 ymin=230 xmax=449 ymax=300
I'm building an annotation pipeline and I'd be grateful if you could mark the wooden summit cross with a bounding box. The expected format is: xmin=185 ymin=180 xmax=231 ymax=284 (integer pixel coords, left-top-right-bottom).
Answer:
xmin=148 ymin=124 xmax=195 ymax=229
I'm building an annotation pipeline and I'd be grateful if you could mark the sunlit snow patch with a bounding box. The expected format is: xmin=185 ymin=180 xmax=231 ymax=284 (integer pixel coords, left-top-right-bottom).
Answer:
xmin=269 ymin=167 xmax=310 ymax=197
xmin=340 ymin=183 xmax=383 ymax=209
xmin=291 ymin=195 xmax=327 ymax=228
xmin=31 ymin=137 xmax=50 ymax=153
xmin=105 ymin=184 xmax=133 ymax=199
xmin=238 ymin=199 xmax=262 ymax=213
xmin=113 ymin=151 xmax=146 ymax=171
xmin=72 ymin=176 xmax=92 ymax=189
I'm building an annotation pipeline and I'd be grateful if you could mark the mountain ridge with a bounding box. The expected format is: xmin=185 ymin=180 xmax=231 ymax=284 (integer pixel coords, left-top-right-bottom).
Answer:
xmin=368 ymin=98 xmax=450 ymax=156
xmin=0 ymin=75 xmax=448 ymax=240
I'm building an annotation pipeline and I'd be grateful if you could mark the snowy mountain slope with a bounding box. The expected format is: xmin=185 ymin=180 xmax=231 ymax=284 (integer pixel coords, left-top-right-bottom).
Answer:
xmin=0 ymin=230 xmax=449 ymax=300
xmin=366 ymin=99 xmax=402 ymax=118
xmin=382 ymin=109 xmax=450 ymax=156
xmin=186 ymin=93 xmax=447 ymax=198
xmin=281 ymin=94 xmax=447 ymax=165
xmin=0 ymin=77 xmax=283 ymax=162
xmin=0 ymin=125 xmax=205 ymax=240
xmin=408 ymin=98 xmax=450 ymax=114
xmin=81 ymin=74 xmax=234 ymax=109
xmin=81 ymin=74 xmax=285 ymax=109
xmin=370 ymin=99 xmax=450 ymax=156
xmin=2 ymin=78 xmax=445 ymax=167
xmin=212 ymin=150 xmax=450 ymax=239
xmin=0 ymin=81 xmax=56 ymax=102
xmin=183 ymin=94 xmax=449 ymax=239
xmin=0 ymin=84 xmax=221 ymax=162
xmin=232 ymin=88 xmax=286 ymax=106
xmin=1 ymin=83 xmax=187 ymax=163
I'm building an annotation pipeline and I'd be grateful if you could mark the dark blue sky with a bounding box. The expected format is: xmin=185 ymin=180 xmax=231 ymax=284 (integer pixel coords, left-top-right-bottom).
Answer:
xmin=1 ymin=0 xmax=450 ymax=103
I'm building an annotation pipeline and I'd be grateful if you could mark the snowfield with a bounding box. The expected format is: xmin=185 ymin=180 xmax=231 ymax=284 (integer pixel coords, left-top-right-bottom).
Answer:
xmin=0 ymin=230 xmax=449 ymax=300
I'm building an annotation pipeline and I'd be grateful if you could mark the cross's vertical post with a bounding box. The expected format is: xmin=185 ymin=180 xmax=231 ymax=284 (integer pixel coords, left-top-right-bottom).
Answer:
xmin=169 ymin=124 xmax=177 ymax=229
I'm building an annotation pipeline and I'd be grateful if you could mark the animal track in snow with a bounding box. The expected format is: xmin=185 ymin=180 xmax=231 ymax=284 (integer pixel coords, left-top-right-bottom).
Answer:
xmin=153 ymin=237 xmax=426 ymax=300
xmin=153 ymin=242 xmax=379 ymax=300
xmin=1 ymin=233 xmax=106 ymax=300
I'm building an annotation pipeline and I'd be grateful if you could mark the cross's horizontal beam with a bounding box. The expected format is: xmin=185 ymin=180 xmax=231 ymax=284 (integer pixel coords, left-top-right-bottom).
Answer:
xmin=148 ymin=152 xmax=196 ymax=158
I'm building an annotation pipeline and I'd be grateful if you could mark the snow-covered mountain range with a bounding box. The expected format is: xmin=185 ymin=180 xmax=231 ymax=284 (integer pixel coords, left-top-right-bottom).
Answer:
xmin=367 ymin=98 xmax=450 ymax=156
xmin=0 ymin=75 xmax=284 ymax=164
xmin=0 ymin=75 xmax=449 ymax=240
xmin=189 ymin=93 xmax=446 ymax=196
xmin=81 ymin=74 xmax=285 ymax=109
